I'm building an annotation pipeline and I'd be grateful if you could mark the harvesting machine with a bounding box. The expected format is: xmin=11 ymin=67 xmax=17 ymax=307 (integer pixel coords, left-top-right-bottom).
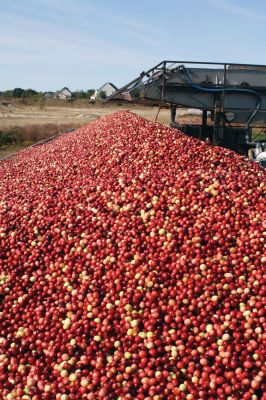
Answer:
xmin=107 ymin=60 xmax=266 ymax=166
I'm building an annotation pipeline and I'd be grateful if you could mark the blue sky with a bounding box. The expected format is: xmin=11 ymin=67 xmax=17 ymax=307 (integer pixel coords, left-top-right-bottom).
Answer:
xmin=1 ymin=0 xmax=266 ymax=91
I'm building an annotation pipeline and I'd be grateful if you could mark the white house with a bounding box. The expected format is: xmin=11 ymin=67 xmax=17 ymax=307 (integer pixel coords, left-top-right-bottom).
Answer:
xmin=44 ymin=92 xmax=54 ymax=99
xmin=90 ymin=82 xmax=117 ymax=100
xmin=56 ymin=87 xmax=73 ymax=100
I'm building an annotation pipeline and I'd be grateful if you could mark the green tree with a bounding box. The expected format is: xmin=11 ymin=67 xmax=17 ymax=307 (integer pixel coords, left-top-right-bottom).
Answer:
xmin=0 ymin=90 xmax=13 ymax=99
xmin=0 ymin=88 xmax=43 ymax=99
xmin=87 ymin=89 xmax=95 ymax=98
xmin=98 ymin=91 xmax=107 ymax=100
xmin=73 ymin=89 xmax=95 ymax=99
xmin=73 ymin=90 xmax=86 ymax=99
xmin=13 ymin=88 xmax=25 ymax=98
xmin=24 ymin=89 xmax=38 ymax=97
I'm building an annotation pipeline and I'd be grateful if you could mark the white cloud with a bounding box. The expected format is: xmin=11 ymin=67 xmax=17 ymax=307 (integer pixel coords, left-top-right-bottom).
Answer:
xmin=0 ymin=3 xmax=170 ymax=66
xmin=207 ymin=0 xmax=266 ymax=23
xmin=0 ymin=11 xmax=160 ymax=65
xmin=0 ymin=7 xmax=166 ymax=90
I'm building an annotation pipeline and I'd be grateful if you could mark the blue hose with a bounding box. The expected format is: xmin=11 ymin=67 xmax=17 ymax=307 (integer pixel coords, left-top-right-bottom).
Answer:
xmin=180 ymin=66 xmax=261 ymax=132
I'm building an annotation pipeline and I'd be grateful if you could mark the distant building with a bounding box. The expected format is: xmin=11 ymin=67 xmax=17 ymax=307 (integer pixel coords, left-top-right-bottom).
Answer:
xmin=90 ymin=82 xmax=117 ymax=101
xmin=44 ymin=92 xmax=54 ymax=99
xmin=55 ymin=87 xmax=73 ymax=100
xmin=90 ymin=90 xmax=98 ymax=101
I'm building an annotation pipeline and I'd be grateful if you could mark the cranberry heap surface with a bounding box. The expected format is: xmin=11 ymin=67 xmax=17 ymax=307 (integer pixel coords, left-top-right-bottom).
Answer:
xmin=0 ymin=111 xmax=265 ymax=400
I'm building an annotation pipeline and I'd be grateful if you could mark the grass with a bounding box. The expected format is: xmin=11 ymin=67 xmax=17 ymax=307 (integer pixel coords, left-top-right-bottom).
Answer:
xmin=0 ymin=143 xmax=32 ymax=160
xmin=251 ymin=128 xmax=266 ymax=141
xmin=0 ymin=123 xmax=84 ymax=160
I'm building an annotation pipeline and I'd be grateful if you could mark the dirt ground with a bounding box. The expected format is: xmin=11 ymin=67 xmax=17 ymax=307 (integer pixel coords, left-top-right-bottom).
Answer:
xmin=0 ymin=144 xmax=30 ymax=160
xmin=0 ymin=102 xmax=200 ymax=128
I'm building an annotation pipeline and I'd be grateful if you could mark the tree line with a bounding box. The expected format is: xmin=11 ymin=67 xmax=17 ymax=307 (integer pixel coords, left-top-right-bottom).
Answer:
xmin=0 ymin=88 xmax=95 ymax=99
